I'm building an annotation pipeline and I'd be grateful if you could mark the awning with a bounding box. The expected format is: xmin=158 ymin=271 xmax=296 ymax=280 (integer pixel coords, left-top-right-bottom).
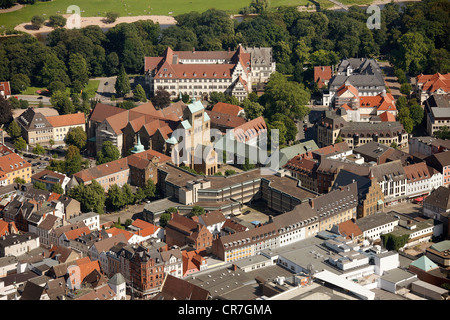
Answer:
xmin=414 ymin=197 xmax=424 ymax=202
xmin=377 ymin=200 xmax=384 ymax=205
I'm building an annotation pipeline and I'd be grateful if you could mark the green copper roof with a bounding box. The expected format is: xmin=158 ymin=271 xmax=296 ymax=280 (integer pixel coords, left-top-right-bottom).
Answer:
xmin=203 ymin=112 xmax=210 ymax=122
xmin=165 ymin=136 xmax=178 ymax=144
xmin=188 ymin=100 xmax=204 ymax=114
xmin=430 ymin=240 xmax=450 ymax=252
xmin=131 ymin=133 xmax=145 ymax=154
xmin=181 ymin=120 xmax=192 ymax=129
xmin=410 ymin=256 xmax=438 ymax=272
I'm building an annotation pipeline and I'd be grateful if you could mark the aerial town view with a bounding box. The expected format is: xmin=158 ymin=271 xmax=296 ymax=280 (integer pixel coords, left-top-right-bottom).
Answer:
xmin=0 ymin=0 xmax=448 ymax=310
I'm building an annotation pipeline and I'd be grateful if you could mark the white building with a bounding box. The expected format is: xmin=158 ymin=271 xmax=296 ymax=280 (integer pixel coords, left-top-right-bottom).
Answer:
xmin=355 ymin=213 xmax=399 ymax=241
xmin=370 ymin=160 xmax=407 ymax=206
xmin=68 ymin=211 xmax=100 ymax=232
xmin=145 ymin=46 xmax=275 ymax=102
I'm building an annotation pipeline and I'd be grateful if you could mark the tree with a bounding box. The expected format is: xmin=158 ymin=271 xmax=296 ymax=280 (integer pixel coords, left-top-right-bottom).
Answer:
xmin=159 ymin=213 xmax=171 ymax=228
xmin=133 ymin=84 xmax=147 ymax=102
xmin=134 ymin=187 xmax=146 ymax=203
xmin=243 ymin=157 xmax=256 ymax=171
xmin=7 ymin=120 xmax=22 ymax=142
xmin=10 ymin=74 xmax=30 ymax=94
xmin=48 ymin=15 xmax=67 ymax=28
xmin=261 ymin=72 xmax=310 ymax=120
xmin=97 ymin=141 xmax=121 ymax=165
xmin=106 ymin=12 xmax=120 ymax=24
xmin=66 ymin=126 xmax=87 ymax=150
xmin=68 ymin=53 xmax=89 ymax=86
xmin=33 ymin=181 xmax=47 ymax=191
xmin=68 ymin=180 xmax=105 ymax=214
xmin=400 ymin=83 xmax=412 ymax=95
xmin=114 ymin=65 xmax=130 ymax=97
xmin=241 ymin=98 xmax=264 ymax=120
xmin=409 ymin=100 xmax=424 ymax=127
xmin=144 ymin=179 xmax=156 ymax=199
xmin=191 ymin=205 xmax=205 ymax=216
xmin=51 ymin=183 xmax=64 ymax=194
xmin=47 ymin=81 xmax=66 ymax=94
xmin=50 ymin=90 xmax=75 ymax=115
xmin=0 ymin=95 xmax=13 ymax=126
xmin=65 ymin=145 xmax=83 ymax=175
xmin=122 ymin=183 xmax=135 ymax=205
xmin=106 ymin=184 xmax=126 ymax=211
xmin=394 ymin=32 xmax=429 ymax=74
xmin=271 ymin=113 xmax=298 ymax=143
xmin=151 ymin=88 xmax=171 ymax=109
xmin=31 ymin=15 xmax=45 ymax=30
xmin=14 ymin=137 xmax=27 ymax=151
xmin=269 ymin=120 xmax=287 ymax=145
xmin=33 ymin=144 xmax=45 ymax=155
xmin=14 ymin=177 xmax=26 ymax=184
xmin=434 ymin=126 xmax=450 ymax=139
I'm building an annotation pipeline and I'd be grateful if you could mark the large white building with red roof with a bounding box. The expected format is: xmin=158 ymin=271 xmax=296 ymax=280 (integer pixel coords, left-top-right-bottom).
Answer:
xmin=144 ymin=45 xmax=275 ymax=102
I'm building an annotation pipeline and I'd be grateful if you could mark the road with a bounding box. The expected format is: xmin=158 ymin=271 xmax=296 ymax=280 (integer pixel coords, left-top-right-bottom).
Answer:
xmin=12 ymin=94 xmax=51 ymax=106
xmin=94 ymin=76 xmax=117 ymax=101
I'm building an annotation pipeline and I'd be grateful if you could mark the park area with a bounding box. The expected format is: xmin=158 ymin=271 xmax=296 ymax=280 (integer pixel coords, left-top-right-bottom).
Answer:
xmin=0 ymin=0 xmax=383 ymax=32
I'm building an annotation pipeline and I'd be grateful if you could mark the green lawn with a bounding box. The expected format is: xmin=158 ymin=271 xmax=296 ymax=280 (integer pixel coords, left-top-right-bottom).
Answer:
xmin=83 ymin=80 xmax=100 ymax=98
xmin=0 ymin=0 xmax=323 ymax=31
xmin=19 ymin=80 xmax=99 ymax=97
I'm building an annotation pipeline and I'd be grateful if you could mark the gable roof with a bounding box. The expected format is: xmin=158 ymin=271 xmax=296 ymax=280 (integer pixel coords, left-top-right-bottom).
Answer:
xmin=0 ymin=81 xmax=11 ymax=96
xmin=156 ymin=274 xmax=210 ymax=300
xmin=232 ymin=116 xmax=267 ymax=143
xmin=211 ymin=102 xmax=243 ymax=117
xmin=46 ymin=112 xmax=85 ymax=128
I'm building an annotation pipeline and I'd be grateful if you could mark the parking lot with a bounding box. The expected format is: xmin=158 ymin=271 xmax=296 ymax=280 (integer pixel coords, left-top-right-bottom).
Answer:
xmin=22 ymin=153 xmax=52 ymax=175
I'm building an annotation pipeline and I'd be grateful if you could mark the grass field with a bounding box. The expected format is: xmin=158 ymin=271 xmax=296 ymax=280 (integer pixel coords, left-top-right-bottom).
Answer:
xmin=20 ymin=80 xmax=99 ymax=98
xmin=0 ymin=0 xmax=318 ymax=31
xmin=0 ymin=0 xmax=381 ymax=32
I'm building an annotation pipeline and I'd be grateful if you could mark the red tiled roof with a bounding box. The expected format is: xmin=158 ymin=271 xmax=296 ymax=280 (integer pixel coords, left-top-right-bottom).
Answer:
xmin=0 ymin=81 xmax=11 ymax=96
xmin=337 ymin=84 xmax=359 ymax=97
xmin=336 ymin=220 xmax=363 ymax=239
xmin=403 ymin=162 xmax=431 ymax=183
xmin=232 ymin=116 xmax=267 ymax=143
xmin=379 ymin=111 xmax=396 ymax=122
xmin=64 ymin=226 xmax=91 ymax=240
xmin=46 ymin=113 xmax=85 ymax=128
xmin=106 ymin=227 xmax=134 ymax=241
xmin=314 ymin=66 xmax=332 ymax=87
xmin=0 ymin=152 xmax=31 ymax=174
xmin=211 ymin=102 xmax=243 ymax=117
xmin=416 ymin=73 xmax=450 ymax=93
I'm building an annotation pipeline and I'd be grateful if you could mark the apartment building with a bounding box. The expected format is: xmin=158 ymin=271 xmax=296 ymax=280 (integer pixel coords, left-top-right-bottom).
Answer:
xmin=424 ymin=94 xmax=450 ymax=136
xmin=16 ymin=108 xmax=85 ymax=146
xmin=370 ymin=160 xmax=407 ymax=206
xmin=0 ymin=150 xmax=32 ymax=185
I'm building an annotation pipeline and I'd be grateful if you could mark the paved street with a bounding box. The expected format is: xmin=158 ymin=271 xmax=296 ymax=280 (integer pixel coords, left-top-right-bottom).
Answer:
xmin=94 ymin=76 xmax=117 ymax=101
xmin=12 ymin=94 xmax=51 ymax=105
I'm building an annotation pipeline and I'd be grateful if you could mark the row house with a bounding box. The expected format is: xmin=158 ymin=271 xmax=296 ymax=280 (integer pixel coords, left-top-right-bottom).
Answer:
xmin=313 ymin=181 xmax=358 ymax=232
xmin=49 ymin=221 xmax=87 ymax=249
xmin=16 ymin=108 xmax=85 ymax=147
xmin=88 ymin=233 xmax=128 ymax=273
xmin=425 ymin=151 xmax=450 ymax=187
xmin=193 ymin=210 xmax=227 ymax=237
xmin=423 ymin=186 xmax=450 ymax=238
xmin=403 ymin=162 xmax=443 ymax=202
xmin=181 ymin=249 xmax=207 ymax=278
xmin=331 ymin=169 xmax=384 ymax=219
xmin=369 ymin=160 xmax=407 ymax=206
xmin=160 ymin=248 xmax=183 ymax=279
xmin=354 ymin=212 xmax=399 ymax=241
xmin=129 ymin=246 xmax=165 ymax=299
xmin=409 ymin=136 xmax=450 ymax=157
xmin=0 ymin=232 xmax=40 ymax=257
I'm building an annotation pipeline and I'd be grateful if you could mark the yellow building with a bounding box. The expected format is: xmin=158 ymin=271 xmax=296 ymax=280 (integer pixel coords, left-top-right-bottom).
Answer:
xmin=0 ymin=151 xmax=32 ymax=185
